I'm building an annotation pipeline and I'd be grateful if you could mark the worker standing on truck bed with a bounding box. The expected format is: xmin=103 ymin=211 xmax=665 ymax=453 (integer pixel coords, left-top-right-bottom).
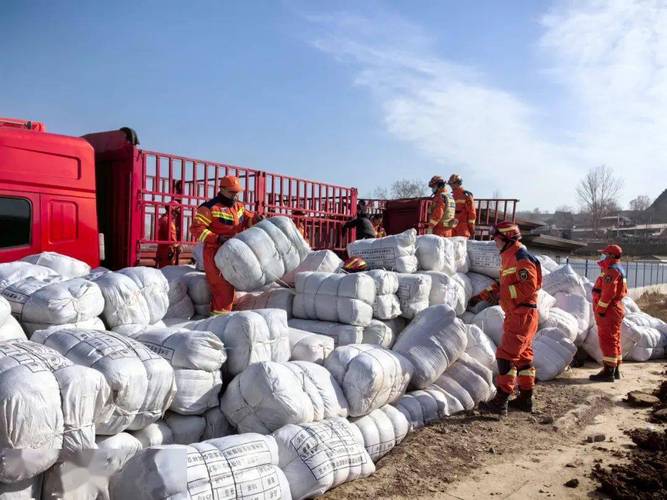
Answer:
xmin=427 ymin=176 xmax=457 ymax=237
xmin=292 ymin=209 xmax=306 ymax=238
xmin=342 ymin=201 xmax=377 ymax=239
xmin=448 ymin=174 xmax=476 ymax=239
xmin=470 ymin=221 xmax=542 ymax=416
xmin=190 ymin=176 xmax=261 ymax=315
xmin=589 ymin=244 xmax=628 ymax=382
xmin=156 ymin=204 xmax=181 ymax=268
xmin=371 ymin=214 xmax=386 ymax=238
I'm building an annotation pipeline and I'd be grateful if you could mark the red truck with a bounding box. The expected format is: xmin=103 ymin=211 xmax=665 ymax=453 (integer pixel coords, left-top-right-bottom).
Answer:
xmin=0 ymin=117 xmax=357 ymax=269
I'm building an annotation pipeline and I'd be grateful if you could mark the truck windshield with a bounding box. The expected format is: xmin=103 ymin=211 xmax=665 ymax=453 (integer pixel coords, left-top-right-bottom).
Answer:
xmin=0 ymin=197 xmax=31 ymax=248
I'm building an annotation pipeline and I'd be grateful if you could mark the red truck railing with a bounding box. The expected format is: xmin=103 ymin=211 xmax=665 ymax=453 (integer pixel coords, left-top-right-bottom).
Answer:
xmin=360 ymin=197 xmax=518 ymax=240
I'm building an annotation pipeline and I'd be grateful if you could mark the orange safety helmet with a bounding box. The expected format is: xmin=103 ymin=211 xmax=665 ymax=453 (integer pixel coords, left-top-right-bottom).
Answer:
xmin=448 ymin=174 xmax=462 ymax=186
xmin=343 ymin=256 xmax=368 ymax=273
xmin=601 ymin=244 xmax=623 ymax=258
xmin=428 ymin=175 xmax=445 ymax=188
xmin=219 ymin=175 xmax=243 ymax=193
xmin=492 ymin=221 xmax=521 ymax=241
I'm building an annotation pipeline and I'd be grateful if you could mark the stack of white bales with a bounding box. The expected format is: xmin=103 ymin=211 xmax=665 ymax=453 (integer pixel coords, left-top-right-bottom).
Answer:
xmin=0 ymin=296 xmax=27 ymax=341
xmin=0 ymin=262 xmax=105 ymax=336
xmin=348 ymin=229 xmax=418 ymax=273
xmin=216 ymin=216 xmax=311 ymax=292
xmin=281 ymin=249 xmax=343 ymax=286
xmin=176 ymin=309 xmax=290 ymax=376
xmin=87 ymin=267 xmax=170 ymax=336
xmin=287 ymin=327 xmax=335 ymax=364
xmin=159 ymin=265 xmax=196 ymax=320
xmin=221 ymin=360 xmax=349 ymax=434
xmin=0 ymin=339 xmax=111 ymax=485
xmin=181 ymin=271 xmax=211 ymax=317
xmin=289 ymin=272 xmax=376 ymax=346
xmin=351 ymin=404 xmax=410 ymax=462
xmin=31 ymin=327 xmax=176 ymax=434
xmin=21 ymin=251 xmax=91 ymax=279
xmin=235 ymin=286 xmax=295 ymax=318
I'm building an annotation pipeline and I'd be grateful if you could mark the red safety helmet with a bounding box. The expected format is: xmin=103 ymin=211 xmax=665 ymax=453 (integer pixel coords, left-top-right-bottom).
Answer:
xmin=343 ymin=257 xmax=369 ymax=273
xmin=491 ymin=221 xmax=521 ymax=241
xmin=601 ymin=244 xmax=622 ymax=259
xmin=428 ymin=175 xmax=445 ymax=188
xmin=219 ymin=175 xmax=243 ymax=193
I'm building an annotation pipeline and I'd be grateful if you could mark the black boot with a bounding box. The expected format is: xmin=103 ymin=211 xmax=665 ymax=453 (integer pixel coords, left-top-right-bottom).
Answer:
xmin=478 ymin=389 xmax=510 ymax=417
xmin=614 ymin=365 xmax=621 ymax=380
xmin=589 ymin=365 xmax=615 ymax=382
xmin=508 ymin=389 xmax=534 ymax=413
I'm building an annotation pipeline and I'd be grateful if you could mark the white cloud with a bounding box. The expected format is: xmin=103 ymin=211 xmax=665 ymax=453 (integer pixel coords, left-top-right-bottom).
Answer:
xmin=305 ymin=1 xmax=667 ymax=210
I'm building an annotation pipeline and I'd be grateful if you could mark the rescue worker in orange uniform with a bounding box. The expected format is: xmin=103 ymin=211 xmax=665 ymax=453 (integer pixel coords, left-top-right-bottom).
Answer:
xmin=448 ymin=174 xmax=476 ymax=238
xmin=371 ymin=214 xmax=386 ymax=238
xmin=590 ymin=244 xmax=628 ymax=382
xmin=470 ymin=221 xmax=543 ymax=416
xmin=156 ymin=204 xmax=181 ymax=268
xmin=190 ymin=176 xmax=261 ymax=315
xmin=427 ymin=176 xmax=457 ymax=237
xmin=292 ymin=209 xmax=306 ymax=238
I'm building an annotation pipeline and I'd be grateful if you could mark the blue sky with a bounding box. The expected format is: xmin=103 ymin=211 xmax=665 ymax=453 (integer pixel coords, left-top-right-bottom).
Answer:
xmin=2 ymin=0 xmax=665 ymax=211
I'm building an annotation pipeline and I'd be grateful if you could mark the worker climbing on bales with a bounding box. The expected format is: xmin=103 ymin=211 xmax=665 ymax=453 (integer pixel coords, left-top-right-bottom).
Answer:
xmin=448 ymin=174 xmax=477 ymax=239
xmin=589 ymin=244 xmax=628 ymax=382
xmin=342 ymin=201 xmax=377 ymax=239
xmin=190 ymin=175 xmax=261 ymax=315
xmin=427 ymin=176 xmax=457 ymax=237
xmin=470 ymin=221 xmax=543 ymax=416
xmin=156 ymin=203 xmax=181 ymax=268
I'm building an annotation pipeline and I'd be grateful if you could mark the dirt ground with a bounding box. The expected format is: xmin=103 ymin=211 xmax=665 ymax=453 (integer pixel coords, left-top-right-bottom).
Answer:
xmin=323 ymin=361 xmax=667 ymax=499
xmin=636 ymin=292 xmax=667 ymax=322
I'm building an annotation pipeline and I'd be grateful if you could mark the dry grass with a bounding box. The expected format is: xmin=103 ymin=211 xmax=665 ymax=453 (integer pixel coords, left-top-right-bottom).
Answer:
xmin=636 ymin=291 xmax=667 ymax=322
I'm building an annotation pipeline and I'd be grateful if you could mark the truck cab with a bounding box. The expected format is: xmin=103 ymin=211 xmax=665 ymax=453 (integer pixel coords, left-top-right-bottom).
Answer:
xmin=0 ymin=118 xmax=101 ymax=266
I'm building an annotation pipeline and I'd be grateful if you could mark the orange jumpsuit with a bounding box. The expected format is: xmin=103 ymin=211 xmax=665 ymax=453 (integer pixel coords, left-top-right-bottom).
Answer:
xmin=479 ymin=243 xmax=542 ymax=394
xmin=190 ymin=196 xmax=256 ymax=314
xmin=156 ymin=212 xmax=179 ymax=268
xmin=451 ymin=186 xmax=476 ymax=238
xmin=592 ymin=261 xmax=627 ymax=367
xmin=428 ymin=190 xmax=456 ymax=237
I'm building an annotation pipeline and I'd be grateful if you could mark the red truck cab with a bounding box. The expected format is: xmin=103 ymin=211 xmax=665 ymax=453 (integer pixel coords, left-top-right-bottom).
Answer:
xmin=0 ymin=118 xmax=101 ymax=266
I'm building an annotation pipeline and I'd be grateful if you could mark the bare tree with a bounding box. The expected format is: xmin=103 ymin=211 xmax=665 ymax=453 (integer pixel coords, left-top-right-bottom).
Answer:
xmin=373 ymin=179 xmax=429 ymax=199
xmin=629 ymin=195 xmax=652 ymax=211
xmin=576 ymin=165 xmax=622 ymax=235
xmin=555 ymin=205 xmax=574 ymax=214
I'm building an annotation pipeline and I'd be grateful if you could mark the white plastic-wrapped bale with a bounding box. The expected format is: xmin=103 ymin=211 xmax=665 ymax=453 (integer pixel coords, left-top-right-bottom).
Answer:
xmin=282 ymin=249 xmax=343 ymax=286
xmin=464 ymin=324 xmax=497 ymax=374
xmin=347 ymin=229 xmax=418 ymax=273
xmin=292 ymin=272 xmax=375 ymax=326
xmin=0 ymin=262 xmax=60 ymax=292
xmin=540 ymin=307 xmax=579 ymax=343
xmin=131 ymin=421 xmax=174 ymax=448
xmin=216 ymin=216 xmax=310 ymax=291
xmin=434 ymin=353 xmax=495 ymax=410
xmin=202 ymin=406 xmax=235 ymax=441
xmin=366 ymin=270 xmax=401 ymax=320
xmin=273 ymin=417 xmax=375 ymax=500
xmin=118 ymin=267 xmax=170 ymax=324
xmin=182 ymin=271 xmax=210 ymax=316
xmin=179 ymin=309 xmax=290 ymax=376
xmin=535 ymin=254 xmax=560 ymax=274
xmin=21 ymin=316 xmax=104 ymax=337
xmin=392 ymin=305 xmax=468 ymax=388
xmin=466 ymin=240 xmax=500 ymax=278
xmin=235 ymin=287 xmax=294 ymax=318
xmin=110 ymin=434 xmax=291 ymax=500
xmin=415 ymin=235 xmax=457 ymax=274
xmin=449 ymin=237 xmax=470 ymax=273
xmin=584 ymin=322 xmax=640 ymax=364
xmin=378 ymin=317 xmax=407 ymax=338
xmin=21 ymin=252 xmax=91 ymax=279
xmin=160 ymin=265 xmax=196 ymax=320
xmin=1 ymin=276 xmax=104 ymax=327
xmin=325 ymin=344 xmax=414 ymax=417
xmin=472 ymin=305 xmax=505 ymax=345
xmin=31 ymin=328 xmax=176 ymax=434
xmin=537 ymin=289 xmax=557 ymax=322
xmin=459 ymin=311 xmax=476 ymax=324
xmin=362 ymin=319 xmax=396 ymax=348
xmin=396 ymin=273 xmax=431 ymax=319
xmin=134 ymin=327 xmax=225 ymax=415
xmin=164 ymin=412 xmax=206 ymax=444
xmin=0 ymin=340 xmax=111 ymax=483
xmin=452 ymin=272 xmax=474 ymax=308
xmin=351 ymin=404 xmax=410 ymax=462
xmin=192 ymin=242 xmax=205 ymax=271
xmin=110 ymin=320 xmax=167 ymax=337
xmin=623 ymin=296 xmax=641 ymax=314
xmin=625 ymin=312 xmax=667 ymax=361
xmin=221 ymin=360 xmax=348 ymax=434
xmin=554 ymin=292 xmax=592 ymax=337
xmin=393 ymin=387 xmax=463 ymax=430
xmin=0 ymin=475 xmax=43 ymax=499
xmin=542 ymin=264 xmax=587 ymax=297
xmin=288 ymin=327 xmax=335 ymax=364
xmin=88 ymin=270 xmax=151 ymax=329
xmin=0 ymin=297 xmax=27 ymax=341
xmin=467 ymin=272 xmax=497 ymax=298
xmin=533 ymin=328 xmax=577 ymax=381
xmin=421 ymin=271 xmax=466 ymax=314
xmin=288 ymin=318 xmax=363 ymax=346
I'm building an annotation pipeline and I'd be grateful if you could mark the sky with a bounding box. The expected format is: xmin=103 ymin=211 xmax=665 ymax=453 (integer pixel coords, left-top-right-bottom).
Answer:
xmin=1 ymin=0 xmax=666 ymax=211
